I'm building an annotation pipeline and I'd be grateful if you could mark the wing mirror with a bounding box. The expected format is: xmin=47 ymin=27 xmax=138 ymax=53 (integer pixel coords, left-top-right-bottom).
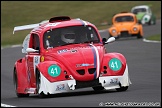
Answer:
xmin=102 ymin=37 xmax=115 ymax=45
xmin=26 ymin=48 xmax=39 ymax=53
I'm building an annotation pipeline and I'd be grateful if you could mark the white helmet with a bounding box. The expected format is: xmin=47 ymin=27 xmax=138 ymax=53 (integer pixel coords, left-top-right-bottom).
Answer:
xmin=61 ymin=29 xmax=76 ymax=43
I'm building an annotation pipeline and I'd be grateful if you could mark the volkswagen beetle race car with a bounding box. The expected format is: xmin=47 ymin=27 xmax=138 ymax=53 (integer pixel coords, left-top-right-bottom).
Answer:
xmin=131 ymin=5 xmax=156 ymax=25
xmin=13 ymin=16 xmax=131 ymax=98
xmin=108 ymin=12 xmax=143 ymax=39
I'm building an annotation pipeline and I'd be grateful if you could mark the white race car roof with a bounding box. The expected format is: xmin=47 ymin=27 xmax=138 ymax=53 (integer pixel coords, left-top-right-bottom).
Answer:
xmin=131 ymin=5 xmax=149 ymax=11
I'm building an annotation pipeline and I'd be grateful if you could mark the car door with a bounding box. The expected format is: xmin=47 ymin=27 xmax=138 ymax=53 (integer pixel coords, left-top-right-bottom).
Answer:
xmin=26 ymin=34 xmax=40 ymax=87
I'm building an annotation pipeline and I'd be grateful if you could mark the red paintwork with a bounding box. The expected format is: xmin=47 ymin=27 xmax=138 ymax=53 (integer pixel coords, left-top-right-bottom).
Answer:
xmin=14 ymin=16 xmax=127 ymax=94
xmin=101 ymin=53 xmax=126 ymax=76
xmin=37 ymin=44 xmax=106 ymax=82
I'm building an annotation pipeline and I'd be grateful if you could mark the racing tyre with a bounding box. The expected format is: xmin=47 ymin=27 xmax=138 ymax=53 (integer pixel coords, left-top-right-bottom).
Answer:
xmin=116 ymin=86 xmax=128 ymax=92
xmin=36 ymin=69 xmax=47 ymax=98
xmin=109 ymin=33 xmax=112 ymax=38
xmin=148 ymin=19 xmax=153 ymax=25
xmin=92 ymin=86 xmax=104 ymax=91
xmin=137 ymin=32 xmax=143 ymax=39
xmin=13 ymin=69 xmax=29 ymax=97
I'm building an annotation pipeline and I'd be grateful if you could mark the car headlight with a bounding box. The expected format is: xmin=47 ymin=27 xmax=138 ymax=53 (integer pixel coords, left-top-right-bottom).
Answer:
xmin=133 ymin=27 xmax=137 ymax=31
xmin=144 ymin=17 xmax=148 ymax=21
xmin=112 ymin=29 xmax=116 ymax=33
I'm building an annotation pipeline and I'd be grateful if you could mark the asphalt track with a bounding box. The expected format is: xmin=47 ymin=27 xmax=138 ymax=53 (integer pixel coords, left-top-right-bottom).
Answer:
xmin=1 ymin=20 xmax=161 ymax=107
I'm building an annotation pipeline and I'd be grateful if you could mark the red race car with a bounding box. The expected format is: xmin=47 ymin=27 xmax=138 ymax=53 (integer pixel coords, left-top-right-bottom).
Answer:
xmin=13 ymin=16 xmax=131 ymax=98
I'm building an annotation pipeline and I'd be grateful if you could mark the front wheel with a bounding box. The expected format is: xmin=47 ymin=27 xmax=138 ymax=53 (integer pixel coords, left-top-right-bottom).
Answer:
xmin=148 ymin=20 xmax=153 ymax=25
xmin=137 ymin=32 xmax=143 ymax=39
xmin=109 ymin=33 xmax=112 ymax=38
xmin=36 ymin=69 xmax=47 ymax=98
xmin=92 ymin=86 xmax=104 ymax=91
xmin=116 ymin=86 xmax=128 ymax=92
xmin=13 ymin=69 xmax=29 ymax=97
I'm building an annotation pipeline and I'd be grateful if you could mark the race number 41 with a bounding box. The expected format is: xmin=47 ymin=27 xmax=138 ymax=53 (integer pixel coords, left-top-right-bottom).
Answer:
xmin=109 ymin=58 xmax=122 ymax=71
xmin=48 ymin=65 xmax=61 ymax=77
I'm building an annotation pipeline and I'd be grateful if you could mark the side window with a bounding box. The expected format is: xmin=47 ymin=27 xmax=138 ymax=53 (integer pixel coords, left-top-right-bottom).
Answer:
xmin=148 ymin=8 xmax=152 ymax=15
xmin=22 ymin=34 xmax=30 ymax=53
xmin=29 ymin=34 xmax=40 ymax=50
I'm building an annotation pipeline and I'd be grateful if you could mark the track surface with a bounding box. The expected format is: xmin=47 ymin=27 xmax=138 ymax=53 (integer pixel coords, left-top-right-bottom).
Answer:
xmin=1 ymin=20 xmax=161 ymax=107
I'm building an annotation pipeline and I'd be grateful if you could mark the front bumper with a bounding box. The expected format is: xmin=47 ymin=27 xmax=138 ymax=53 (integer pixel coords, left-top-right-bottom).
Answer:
xmin=39 ymin=65 xmax=131 ymax=95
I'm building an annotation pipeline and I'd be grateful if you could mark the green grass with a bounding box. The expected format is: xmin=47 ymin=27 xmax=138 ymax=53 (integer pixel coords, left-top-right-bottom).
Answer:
xmin=1 ymin=1 xmax=161 ymax=46
xmin=146 ymin=34 xmax=161 ymax=41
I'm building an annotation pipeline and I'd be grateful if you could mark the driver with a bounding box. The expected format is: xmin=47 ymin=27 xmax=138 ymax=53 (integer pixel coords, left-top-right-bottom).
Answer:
xmin=61 ymin=29 xmax=76 ymax=43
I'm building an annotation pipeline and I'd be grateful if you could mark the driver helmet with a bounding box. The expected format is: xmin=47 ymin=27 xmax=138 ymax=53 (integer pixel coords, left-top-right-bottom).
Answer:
xmin=61 ymin=29 xmax=76 ymax=43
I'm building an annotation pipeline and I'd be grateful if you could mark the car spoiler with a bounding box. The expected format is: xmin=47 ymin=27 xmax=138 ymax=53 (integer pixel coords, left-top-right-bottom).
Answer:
xmin=13 ymin=20 xmax=48 ymax=34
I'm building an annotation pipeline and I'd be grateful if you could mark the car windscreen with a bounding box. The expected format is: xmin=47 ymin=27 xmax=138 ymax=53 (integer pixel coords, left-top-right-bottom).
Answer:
xmin=132 ymin=8 xmax=146 ymax=14
xmin=115 ymin=16 xmax=134 ymax=22
xmin=43 ymin=25 xmax=100 ymax=49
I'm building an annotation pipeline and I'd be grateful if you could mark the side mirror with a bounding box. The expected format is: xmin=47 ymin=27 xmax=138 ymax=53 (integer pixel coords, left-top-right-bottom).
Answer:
xmin=26 ymin=48 xmax=39 ymax=53
xmin=103 ymin=37 xmax=115 ymax=44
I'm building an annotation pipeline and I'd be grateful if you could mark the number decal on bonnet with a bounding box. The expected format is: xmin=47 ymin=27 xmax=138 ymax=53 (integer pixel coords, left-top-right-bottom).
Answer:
xmin=48 ymin=65 xmax=61 ymax=77
xmin=109 ymin=58 xmax=122 ymax=71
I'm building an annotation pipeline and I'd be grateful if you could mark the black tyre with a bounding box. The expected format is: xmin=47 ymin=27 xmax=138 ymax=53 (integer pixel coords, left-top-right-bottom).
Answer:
xmin=13 ymin=69 xmax=29 ymax=97
xmin=116 ymin=86 xmax=128 ymax=92
xmin=109 ymin=33 xmax=112 ymax=38
xmin=92 ymin=86 xmax=104 ymax=91
xmin=36 ymin=69 xmax=47 ymax=98
xmin=148 ymin=19 xmax=155 ymax=25
xmin=137 ymin=32 xmax=143 ymax=39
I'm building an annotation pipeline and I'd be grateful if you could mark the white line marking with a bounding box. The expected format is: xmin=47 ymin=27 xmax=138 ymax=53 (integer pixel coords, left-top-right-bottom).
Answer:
xmin=1 ymin=103 xmax=16 ymax=107
xmin=143 ymin=38 xmax=161 ymax=43
xmin=11 ymin=44 xmax=22 ymax=48
xmin=99 ymin=29 xmax=107 ymax=32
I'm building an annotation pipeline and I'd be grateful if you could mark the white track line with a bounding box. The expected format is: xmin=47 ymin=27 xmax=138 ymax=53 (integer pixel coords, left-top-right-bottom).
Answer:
xmin=143 ymin=38 xmax=161 ymax=43
xmin=1 ymin=103 xmax=16 ymax=107
xmin=11 ymin=44 xmax=22 ymax=48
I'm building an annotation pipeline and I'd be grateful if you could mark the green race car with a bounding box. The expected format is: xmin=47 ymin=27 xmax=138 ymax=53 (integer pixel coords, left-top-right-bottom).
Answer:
xmin=131 ymin=5 xmax=156 ymax=25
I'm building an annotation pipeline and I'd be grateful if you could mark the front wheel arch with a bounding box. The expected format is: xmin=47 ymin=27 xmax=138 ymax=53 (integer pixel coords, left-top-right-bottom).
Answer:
xmin=115 ymin=83 xmax=128 ymax=92
xmin=36 ymin=68 xmax=47 ymax=98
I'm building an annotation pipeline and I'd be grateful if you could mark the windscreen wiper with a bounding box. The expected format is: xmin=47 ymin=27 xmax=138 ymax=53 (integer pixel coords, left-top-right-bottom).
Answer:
xmin=60 ymin=43 xmax=80 ymax=46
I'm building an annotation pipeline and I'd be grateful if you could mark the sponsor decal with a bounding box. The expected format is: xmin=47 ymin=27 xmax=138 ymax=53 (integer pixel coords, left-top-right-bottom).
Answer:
xmin=58 ymin=46 xmax=99 ymax=54
xmin=48 ymin=65 xmax=61 ymax=77
xmin=109 ymin=58 xmax=122 ymax=71
xmin=76 ymin=63 xmax=94 ymax=67
xmin=56 ymin=84 xmax=66 ymax=91
xmin=57 ymin=48 xmax=78 ymax=54
xmin=57 ymin=49 xmax=68 ymax=54
xmin=110 ymin=78 xmax=119 ymax=84
xmin=45 ymin=22 xmax=61 ymax=27
xmin=34 ymin=56 xmax=39 ymax=64
xmin=71 ymin=49 xmax=77 ymax=53
xmin=33 ymin=56 xmax=40 ymax=76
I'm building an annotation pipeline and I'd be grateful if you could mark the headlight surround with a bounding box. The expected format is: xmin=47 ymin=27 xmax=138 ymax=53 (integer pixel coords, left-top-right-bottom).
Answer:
xmin=142 ymin=15 xmax=150 ymax=23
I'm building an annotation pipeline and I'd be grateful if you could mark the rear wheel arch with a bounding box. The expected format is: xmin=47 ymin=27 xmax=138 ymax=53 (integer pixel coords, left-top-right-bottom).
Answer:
xmin=13 ymin=67 xmax=29 ymax=97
